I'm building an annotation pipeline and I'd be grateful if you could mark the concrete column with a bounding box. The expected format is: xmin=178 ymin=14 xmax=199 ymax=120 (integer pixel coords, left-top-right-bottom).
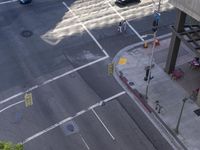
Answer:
xmin=197 ymin=89 xmax=200 ymax=106
xmin=165 ymin=9 xmax=186 ymax=74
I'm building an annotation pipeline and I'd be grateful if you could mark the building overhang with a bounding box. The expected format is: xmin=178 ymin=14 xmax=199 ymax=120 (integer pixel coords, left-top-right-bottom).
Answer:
xmin=171 ymin=25 xmax=200 ymax=56
xmin=169 ymin=0 xmax=200 ymax=21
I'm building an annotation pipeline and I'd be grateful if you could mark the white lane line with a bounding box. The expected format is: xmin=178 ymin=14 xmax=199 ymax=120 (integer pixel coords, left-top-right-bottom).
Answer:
xmin=76 ymin=110 xmax=86 ymax=116
xmin=41 ymin=56 xmax=108 ymax=85
xmin=62 ymin=1 xmax=109 ymax=58
xmin=88 ymin=91 xmax=126 ymax=110
xmin=0 ymin=100 xmax=24 ymax=113
xmin=0 ymin=92 xmax=24 ymax=105
xmin=0 ymin=0 xmax=17 ymax=5
xmin=89 ymin=91 xmax=126 ymax=110
xmin=0 ymin=85 xmax=39 ymax=105
xmin=106 ymin=2 xmax=144 ymax=42
xmin=92 ymin=108 xmax=115 ymax=140
xmin=21 ymin=91 xmax=125 ymax=144
xmin=0 ymin=56 xmax=108 ymax=105
xmin=80 ymin=134 xmax=90 ymax=150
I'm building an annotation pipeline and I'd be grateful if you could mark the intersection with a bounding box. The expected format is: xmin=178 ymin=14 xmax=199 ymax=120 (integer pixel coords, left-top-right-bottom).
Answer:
xmin=0 ymin=0 xmax=175 ymax=149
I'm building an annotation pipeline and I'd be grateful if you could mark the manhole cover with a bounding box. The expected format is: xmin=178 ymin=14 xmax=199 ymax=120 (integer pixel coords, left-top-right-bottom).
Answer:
xmin=194 ymin=109 xmax=200 ymax=116
xmin=61 ymin=120 xmax=79 ymax=136
xmin=21 ymin=30 xmax=33 ymax=38
xmin=66 ymin=124 xmax=74 ymax=132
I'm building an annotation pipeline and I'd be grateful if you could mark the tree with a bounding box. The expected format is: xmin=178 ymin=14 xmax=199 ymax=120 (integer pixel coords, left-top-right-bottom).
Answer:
xmin=0 ymin=141 xmax=23 ymax=150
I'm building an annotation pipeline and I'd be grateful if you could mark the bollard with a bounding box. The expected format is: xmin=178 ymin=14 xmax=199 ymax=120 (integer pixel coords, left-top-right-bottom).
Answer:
xmin=143 ymin=41 xmax=148 ymax=48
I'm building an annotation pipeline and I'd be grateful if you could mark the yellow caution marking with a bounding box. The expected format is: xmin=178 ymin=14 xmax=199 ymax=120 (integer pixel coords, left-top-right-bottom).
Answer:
xmin=118 ymin=57 xmax=127 ymax=65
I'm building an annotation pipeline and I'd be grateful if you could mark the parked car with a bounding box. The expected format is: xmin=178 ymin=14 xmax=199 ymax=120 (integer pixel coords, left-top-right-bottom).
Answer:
xmin=19 ymin=0 xmax=32 ymax=4
xmin=115 ymin=0 xmax=140 ymax=6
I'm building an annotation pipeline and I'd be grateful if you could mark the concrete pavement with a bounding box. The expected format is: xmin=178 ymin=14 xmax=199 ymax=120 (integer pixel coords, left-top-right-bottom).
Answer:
xmin=113 ymin=34 xmax=200 ymax=150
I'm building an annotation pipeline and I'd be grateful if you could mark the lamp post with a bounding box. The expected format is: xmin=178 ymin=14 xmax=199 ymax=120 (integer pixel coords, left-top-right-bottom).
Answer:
xmin=174 ymin=97 xmax=188 ymax=134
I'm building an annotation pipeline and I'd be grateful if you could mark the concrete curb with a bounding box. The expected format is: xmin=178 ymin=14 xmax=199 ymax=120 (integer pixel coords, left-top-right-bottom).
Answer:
xmin=112 ymin=33 xmax=187 ymax=150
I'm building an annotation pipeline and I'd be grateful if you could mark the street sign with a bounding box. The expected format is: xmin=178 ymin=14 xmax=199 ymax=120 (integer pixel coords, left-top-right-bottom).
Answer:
xmin=24 ymin=93 xmax=33 ymax=107
xmin=108 ymin=63 xmax=114 ymax=75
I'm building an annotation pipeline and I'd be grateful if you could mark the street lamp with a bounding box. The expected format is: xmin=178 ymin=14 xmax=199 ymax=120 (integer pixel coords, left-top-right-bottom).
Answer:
xmin=174 ymin=97 xmax=188 ymax=134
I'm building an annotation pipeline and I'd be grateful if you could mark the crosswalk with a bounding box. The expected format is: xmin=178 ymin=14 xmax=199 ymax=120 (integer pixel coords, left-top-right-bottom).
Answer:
xmin=42 ymin=0 xmax=173 ymax=45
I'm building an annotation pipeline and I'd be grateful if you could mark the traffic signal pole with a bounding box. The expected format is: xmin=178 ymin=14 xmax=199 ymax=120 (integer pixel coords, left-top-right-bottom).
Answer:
xmin=145 ymin=0 xmax=161 ymax=99
xmin=145 ymin=31 xmax=157 ymax=99
xmin=158 ymin=0 xmax=161 ymax=12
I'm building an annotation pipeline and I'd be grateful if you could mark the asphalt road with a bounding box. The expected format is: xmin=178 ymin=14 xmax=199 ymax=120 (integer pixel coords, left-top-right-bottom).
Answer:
xmin=0 ymin=0 xmax=176 ymax=149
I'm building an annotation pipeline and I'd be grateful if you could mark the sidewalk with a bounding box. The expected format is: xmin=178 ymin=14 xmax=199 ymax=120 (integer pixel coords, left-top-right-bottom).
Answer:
xmin=113 ymin=34 xmax=200 ymax=150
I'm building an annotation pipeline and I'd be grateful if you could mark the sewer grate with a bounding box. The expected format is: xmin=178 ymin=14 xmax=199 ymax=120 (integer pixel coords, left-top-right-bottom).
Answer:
xmin=21 ymin=30 xmax=33 ymax=38
xmin=194 ymin=109 xmax=200 ymax=116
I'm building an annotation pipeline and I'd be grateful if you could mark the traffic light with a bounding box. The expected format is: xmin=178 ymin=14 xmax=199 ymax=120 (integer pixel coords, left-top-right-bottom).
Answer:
xmin=108 ymin=63 xmax=114 ymax=75
xmin=24 ymin=93 xmax=33 ymax=107
xmin=152 ymin=11 xmax=160 ymax=32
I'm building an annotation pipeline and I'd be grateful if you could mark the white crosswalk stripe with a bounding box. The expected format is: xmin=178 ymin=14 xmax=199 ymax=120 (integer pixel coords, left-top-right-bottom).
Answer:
xmin=42 ymin=0 xmax=173 ymax=45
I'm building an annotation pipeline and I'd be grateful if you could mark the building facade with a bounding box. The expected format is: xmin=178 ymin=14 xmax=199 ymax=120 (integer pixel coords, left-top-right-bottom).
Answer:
xmin=169 ymin=0 xmax=200 ymax=21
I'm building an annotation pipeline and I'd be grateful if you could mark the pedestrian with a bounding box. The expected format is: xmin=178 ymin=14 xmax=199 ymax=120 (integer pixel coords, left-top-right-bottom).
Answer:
xmin=118 ymin=21 xmax=123 ymax=33
xmin=155 ymin=101 xmax=163 ymax=114
xmin=144 ymin=65 xmax=154 ymax=81
xmin=122 ymin=20 xmax=127 ymax=32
